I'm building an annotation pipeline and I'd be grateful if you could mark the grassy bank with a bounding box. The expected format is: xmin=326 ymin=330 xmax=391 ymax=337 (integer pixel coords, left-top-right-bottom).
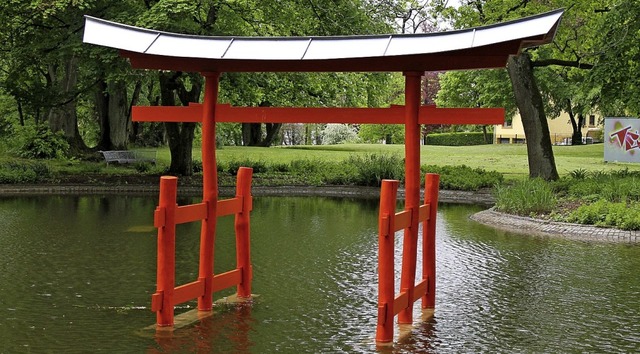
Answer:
xmin=4 ymin=143 xmax=640 ymax=182
xmin=183 ymin=143 xmax=639 ymax=179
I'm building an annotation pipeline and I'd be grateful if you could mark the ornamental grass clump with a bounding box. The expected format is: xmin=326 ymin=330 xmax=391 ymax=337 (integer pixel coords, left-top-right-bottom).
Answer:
xmin=494 ymin=178 xmax=557 ymax=216
xmin=346 ymin=153 xmax=403 ymax=187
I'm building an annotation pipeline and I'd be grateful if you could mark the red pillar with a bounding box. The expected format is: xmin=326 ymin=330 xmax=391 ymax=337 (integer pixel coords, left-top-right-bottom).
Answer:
xmin=198 ymin=72 xmax=220 ymax=311
xmin=157 ymin=176 xmax=177 ymax=326
xmin=376 ymin=179 xmax=398 ymax=344
xmin=398 ymin=71 xmax=422 ymax=324
xmin=235 ymin=167 xmax=253 ymax=298
xmin=422 ymin=173 xmax=439 ymax=309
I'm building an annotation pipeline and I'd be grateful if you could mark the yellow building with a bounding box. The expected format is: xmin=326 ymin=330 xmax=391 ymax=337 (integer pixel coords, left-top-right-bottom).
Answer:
xmin=494 ymin=111 xmax=603 ymax=145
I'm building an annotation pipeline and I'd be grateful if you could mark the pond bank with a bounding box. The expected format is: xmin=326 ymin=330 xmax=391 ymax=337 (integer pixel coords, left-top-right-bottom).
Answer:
xmin=471 ymin=207 xmax=640 ymax=244
xmin=0 ymin=183 xmax=494 ymax=205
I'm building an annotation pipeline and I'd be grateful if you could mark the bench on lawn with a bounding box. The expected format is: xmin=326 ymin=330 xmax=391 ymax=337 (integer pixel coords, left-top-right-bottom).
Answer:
xmin=99 ymin=150 xmax=157 ymax=166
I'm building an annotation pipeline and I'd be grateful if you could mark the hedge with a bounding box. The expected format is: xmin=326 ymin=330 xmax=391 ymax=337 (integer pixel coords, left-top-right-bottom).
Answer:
xmin=426 ymin=132 xmax=490 ymax=146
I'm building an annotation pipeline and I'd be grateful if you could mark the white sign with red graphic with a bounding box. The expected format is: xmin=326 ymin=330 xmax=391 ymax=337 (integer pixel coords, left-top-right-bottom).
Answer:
xmin=605 ymin=118 xmax=640 ymax=163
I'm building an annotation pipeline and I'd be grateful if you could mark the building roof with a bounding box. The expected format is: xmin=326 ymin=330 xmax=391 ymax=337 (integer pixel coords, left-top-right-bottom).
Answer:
xmin=83 ymin=9 xmax=563 ymax=73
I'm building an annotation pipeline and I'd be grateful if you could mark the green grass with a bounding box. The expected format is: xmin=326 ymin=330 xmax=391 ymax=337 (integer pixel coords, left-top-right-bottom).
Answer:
xmin=4 ymin=143 xmax=640 ymax=181
xmin=159 ymin=143 xmax=640 ymax=179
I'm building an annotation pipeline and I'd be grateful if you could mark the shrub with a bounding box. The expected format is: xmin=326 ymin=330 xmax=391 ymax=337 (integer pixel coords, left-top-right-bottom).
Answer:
xmin=0 ymin=161 xmax=51 ymax=184
xmin=226 ymin=159 xmax=268 ymax=175
xmin=135 ymin=161 xmax=153 ymax=173
xmin=321 ymin=124 xmax=359 ymax=145
xmin=567 ymin=173 xmax=640 ymax=202
xmin=14 ymin=125 xmax=69 ymax=159
xmin=425 ymin=132 xmax=489 ymax=146
xmin=567 ymin=200 xmax=640 ymax=230
xmin=494 ymin=178 xmax=557 ymax=216
xmin=289 ymin=158 xmax=327 ymax=174
xmin=421 ymin=165 xmax=503 ymax=191
xmin=569 ymin=168 xmax=588 ymax=179
xmin=192 ymin=160 xmax=203 ymax=173
xmin=346 ymin=153 xmax=404 ymax=187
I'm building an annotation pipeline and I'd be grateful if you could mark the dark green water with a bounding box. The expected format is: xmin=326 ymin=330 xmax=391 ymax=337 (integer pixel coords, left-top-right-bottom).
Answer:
xmin=0 ymin=196 xmax=638 ymax=353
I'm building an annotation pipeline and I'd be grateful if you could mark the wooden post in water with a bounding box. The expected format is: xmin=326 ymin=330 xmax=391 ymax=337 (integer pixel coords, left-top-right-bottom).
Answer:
xmin=198 ymin=72 xmax=220 ymax=311
xmin=422 ymin=173 xmax=440 ymax=309
xmin=376 ymin=179 xmax=398 ymax=344
xmin=156 ymin=176 xmax=178 ymax=326
xmin=235 ymin=167 xmax=253 ymax=298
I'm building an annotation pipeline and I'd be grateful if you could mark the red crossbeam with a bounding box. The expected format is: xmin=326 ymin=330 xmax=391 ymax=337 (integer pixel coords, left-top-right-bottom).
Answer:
xmin=132 ymin=103 xmax=503 ymax=125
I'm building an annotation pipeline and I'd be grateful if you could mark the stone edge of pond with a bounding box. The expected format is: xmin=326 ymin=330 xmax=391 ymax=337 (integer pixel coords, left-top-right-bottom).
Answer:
xmin=0 ymin=184 xmax=495 ymax=205
xmin=470 ymin=207 xmax=640 ymax=244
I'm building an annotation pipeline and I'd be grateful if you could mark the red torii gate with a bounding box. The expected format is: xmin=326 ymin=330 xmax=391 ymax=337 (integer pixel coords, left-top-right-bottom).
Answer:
xmin=83 ymin=9 xmax=563 ymax=344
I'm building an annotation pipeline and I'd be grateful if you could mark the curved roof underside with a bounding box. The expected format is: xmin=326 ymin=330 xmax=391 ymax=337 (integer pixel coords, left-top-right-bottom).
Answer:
xmin=83 ymin=9 xmax=563 ymax=73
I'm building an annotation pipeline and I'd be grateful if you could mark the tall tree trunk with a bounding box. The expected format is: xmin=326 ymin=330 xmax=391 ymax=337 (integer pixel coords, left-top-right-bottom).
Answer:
xmin=47 ymin=56 xmax=86 ymax=153
xmin=95 ymin=79 xmax=110 ymax=150
xmin=108 ymin=80 xmax=130 ymax=150
xmin=95 ymin=78 xmax=134 ymax=150
xmin=160 ymin=72 xmax=201 ymax=176
xmin=242 ymin=123 xmax=262 ymax=146
xmin=260 ymin=123 xmax=282 ymax=146
xmin=507 ymin=54 xmax=559 ymax=181
xmin=566 ymin=99 xmax=584 ymax=145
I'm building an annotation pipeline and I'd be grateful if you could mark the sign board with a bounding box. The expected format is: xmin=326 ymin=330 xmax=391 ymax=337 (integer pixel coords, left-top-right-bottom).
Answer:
xmin=604 ymin=117 xmax=640 ymax=163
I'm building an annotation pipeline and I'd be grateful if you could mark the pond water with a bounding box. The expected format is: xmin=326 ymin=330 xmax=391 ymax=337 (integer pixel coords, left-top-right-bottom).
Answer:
xmin=0 ymin=195 xmax=638 ymax=353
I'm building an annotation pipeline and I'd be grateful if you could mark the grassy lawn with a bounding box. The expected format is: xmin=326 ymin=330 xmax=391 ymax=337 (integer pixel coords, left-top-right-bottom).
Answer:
xmin=154 ymin=143 xmax=640 ymax=180
xmin=5 ymin=143 xmax=640 ymax=181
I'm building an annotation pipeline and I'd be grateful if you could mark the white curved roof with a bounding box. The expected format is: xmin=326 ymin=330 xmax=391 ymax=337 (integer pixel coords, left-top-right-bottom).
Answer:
xmin=83 ymin=9 xmax=563 ymax=72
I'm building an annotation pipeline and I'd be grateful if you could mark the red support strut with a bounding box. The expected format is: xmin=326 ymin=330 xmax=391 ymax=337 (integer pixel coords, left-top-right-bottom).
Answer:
xmin=422 ymin=173 xmax=440 ymax=309
xmin=235 ymin=167 xmax=253 ymax=298
xmin=155 ymin=176 xmax=178 ymax=326
xmin=376 ymin=179 xmax=398 ymax=343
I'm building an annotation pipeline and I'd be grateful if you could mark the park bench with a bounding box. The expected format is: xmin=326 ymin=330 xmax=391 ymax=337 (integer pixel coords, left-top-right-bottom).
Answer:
xmin=99 ymin=150 xmax=157 ymax=166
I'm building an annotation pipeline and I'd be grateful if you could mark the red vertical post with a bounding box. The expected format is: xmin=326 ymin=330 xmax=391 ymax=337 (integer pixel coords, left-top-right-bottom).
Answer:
xmin=235 ymin=167 xmax=253 ymax=298
xmin=399 ymin=71 xmax=422 ymax=324
xmin=422 ymin=173 xmax=439 ymax=309
xmin=156 ymin=176 xmax=178 ymax=326
xmin=198 ymin=72 xmax=220 ymax=311
xmin=376 ymin=179 xmax=398 ymax=344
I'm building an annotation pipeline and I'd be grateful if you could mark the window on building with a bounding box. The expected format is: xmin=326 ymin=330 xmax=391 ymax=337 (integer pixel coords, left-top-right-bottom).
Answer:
xmin=589 ymin=115 xmax=596 ymax=127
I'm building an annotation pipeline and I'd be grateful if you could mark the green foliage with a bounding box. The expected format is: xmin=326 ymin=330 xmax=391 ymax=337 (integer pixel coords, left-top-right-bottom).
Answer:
xmin=134 ymin=161 xmax=153 ymax=173
xmin=494 ymin=178 xmax=557 ymax=216
xmin=567 ymin=200 xmax=640 ymax=231
xmin=426 ymin=132 xmax=489 ymax=146
xmin=13 ymin=125 xmax=69 ymax=159
xmin=569 ymin=168 xmax=588 ymax=179
xmin=0 ymin=161 xmax=51 ymax=183
xmin=436 ymin=69 xmax=517 ymax=118
xmin=565 ymin=171 xmax=640 ymax=203
xmin=226 ymin=159 xmax=268 ymax=175
xmin=192 ymin=159 xmax=203 ymax=174
xmin=346 ymin=153 xmax=404 ymax=187
xmin=358 ymin=124 xmax=404 ymax=144
xmin=421 ymin=165 xmax=503 ymax=191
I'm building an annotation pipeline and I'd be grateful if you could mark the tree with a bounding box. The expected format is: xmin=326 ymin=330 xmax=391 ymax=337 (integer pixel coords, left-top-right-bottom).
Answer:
xmin=322 ymin=124 xmax=359 ymax=145
xmin=0 ymin=0 xmax=91 ymax=152
xmin=438 ymin=0 xmax=611 ymax=181
xmin=587 ymin=1 xmax=640 ymax=116
xmin=359 ymin=124 xmax=405 ymax=144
